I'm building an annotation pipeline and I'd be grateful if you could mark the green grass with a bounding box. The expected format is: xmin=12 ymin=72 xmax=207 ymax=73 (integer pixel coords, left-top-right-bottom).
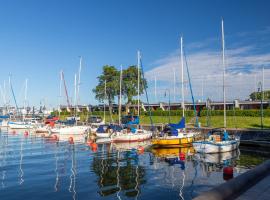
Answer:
xmin=58 ymin=114 xmax=270 ymax=129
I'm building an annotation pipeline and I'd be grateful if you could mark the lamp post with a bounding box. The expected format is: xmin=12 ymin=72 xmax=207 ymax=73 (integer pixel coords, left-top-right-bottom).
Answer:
xmin=258 ymin=82 xmax=263 ymax=130
xmin=164 ymin=89 xmax=171 ymax=124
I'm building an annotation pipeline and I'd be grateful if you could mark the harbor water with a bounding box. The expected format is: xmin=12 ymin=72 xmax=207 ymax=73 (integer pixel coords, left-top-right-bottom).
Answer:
xmin=0 ymin=129 xmax=269 ymax=200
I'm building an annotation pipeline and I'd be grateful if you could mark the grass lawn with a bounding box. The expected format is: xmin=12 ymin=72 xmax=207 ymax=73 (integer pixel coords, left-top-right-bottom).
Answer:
xmin=59 ymin=114 xmax=270 ymax=129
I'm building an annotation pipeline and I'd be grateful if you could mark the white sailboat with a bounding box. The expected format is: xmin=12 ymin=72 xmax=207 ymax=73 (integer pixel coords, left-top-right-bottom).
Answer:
xmin=110 ymin=51 xmax=152 ymax=143
xmin=193 ymin=19 xmax=240 ymax=153
xmin=8 ymin=78 xmax=38 ymax=129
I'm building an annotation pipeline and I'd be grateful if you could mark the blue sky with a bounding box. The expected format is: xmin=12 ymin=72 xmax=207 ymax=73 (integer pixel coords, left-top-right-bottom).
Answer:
xmin=0 ymin=0 xmax=270 ymax=108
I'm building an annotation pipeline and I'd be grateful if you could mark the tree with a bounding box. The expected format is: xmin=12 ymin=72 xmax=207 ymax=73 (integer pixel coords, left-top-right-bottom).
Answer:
xmin=122 ymin=65 xmax=147 ymax=104
xmin=249 ymin=90 xmax=270 ymax=100
xmin=92 ymin=65 xmax=119 ymax=120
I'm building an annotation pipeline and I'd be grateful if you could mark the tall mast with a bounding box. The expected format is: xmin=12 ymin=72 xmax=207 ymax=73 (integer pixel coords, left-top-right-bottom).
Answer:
xmin=24 ymin=79 xmax=28 ymax=111
xmin=173 ymin=68 xmax=176 ymax=102
xmin=104 ymin=80 xmax=106 ymax=123
xmin=118 ymin=65 xmax=122 ymax=124
xmin=74 ymin=74 xmax=77 ymax=124
xmin=62 ymin=71 xmax=71 ymax=109
xmin=201 ymin=78 xmax=204 ymax=102
xmin=221 ymin=19 xmax=226 ymax=130
xmin=3 ymin=80 xmax=6 ymax=105
xmin=137 ymin=51 xmax=140 ymax=116
xmin=262 ymin=66 xmax=265 ymax=100
xmin=180 ymin=36 xmax=185 ymax=117
xmin=59 ymin=71 xmax=63 ymax=116
xmin=77 ymin=56 xmax=82 ymax=106
xmin=154 ymin=76 xmax=157 ymax=102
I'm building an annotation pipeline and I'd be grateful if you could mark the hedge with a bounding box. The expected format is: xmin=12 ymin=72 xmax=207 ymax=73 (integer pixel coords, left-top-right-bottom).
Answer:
xmin=51 ymin=109 xmax=270 ymax=117
xmin=143 ymin=109 xmax=270 ymax=117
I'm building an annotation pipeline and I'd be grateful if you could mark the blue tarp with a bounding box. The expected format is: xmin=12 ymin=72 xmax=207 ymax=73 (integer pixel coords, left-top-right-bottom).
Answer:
xmin=122 ymin=116 xmax=140 ymax=125
xmin=96 ymin=124 xmax=122 ymax=133
xmin=0 ymin=115 xmax=9 ymax=119
xmin=168 ymin=117 xmax=185 ymax=129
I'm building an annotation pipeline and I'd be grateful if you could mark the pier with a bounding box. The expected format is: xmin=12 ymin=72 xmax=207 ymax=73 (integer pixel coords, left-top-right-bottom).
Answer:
xmin=193 ymin=159 xmax=270 ymax=200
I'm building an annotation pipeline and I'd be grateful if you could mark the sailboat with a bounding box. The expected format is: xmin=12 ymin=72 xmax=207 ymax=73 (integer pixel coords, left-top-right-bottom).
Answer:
xmin=110 ymin=51 xmax=152 ymax=143
xmin=192 ymin=19 xmax=240 ymax=153
xmin=94 ymin=80 xmax=118 ymax=138
xmin=49 ymin=59 xmax=89 ymax=139
xmin=8 ymin=78 xmax=38 ymax=129
xmin=152 ymin=37 xmax=200 ymax=147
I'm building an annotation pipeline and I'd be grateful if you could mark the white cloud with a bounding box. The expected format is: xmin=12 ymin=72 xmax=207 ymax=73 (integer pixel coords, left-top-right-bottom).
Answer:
xmin=145 ymin=37 xmax=270 ymax=102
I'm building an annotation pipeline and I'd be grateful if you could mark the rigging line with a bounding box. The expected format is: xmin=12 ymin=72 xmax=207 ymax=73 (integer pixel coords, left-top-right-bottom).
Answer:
xmin=183 ymin=47 xmax=198 ymax=127
xmin=139 ymin=56 xmax=154 ymax=129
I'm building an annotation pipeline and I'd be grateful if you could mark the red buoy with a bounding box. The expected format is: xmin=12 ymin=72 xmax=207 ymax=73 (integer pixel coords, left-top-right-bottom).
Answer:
xmin=179 ymin=152 xmax=185 ymax=161
xmin=223 ymin=166 xmax=234 ymax=180
xmin=91 ymin=143 xmax=97 ymax=152
xmin=12 ymin=130 xmax=16 ymax=134
xmin=68 ymin=137 xmax=74 ymax=144
xmin=137 ymin=146 xmax=144 ymax=154
xmin=52 ymin=134 xmax=58 ymax=140
xmin=24 ymin=131 xmax=29 ymax=136
xmin=49 ymin=121 xmax=55 ymax=128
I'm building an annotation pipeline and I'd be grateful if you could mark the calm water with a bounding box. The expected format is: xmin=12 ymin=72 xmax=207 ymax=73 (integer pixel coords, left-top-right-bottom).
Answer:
xmin=0 ymin=129 xmax=269 ymax=200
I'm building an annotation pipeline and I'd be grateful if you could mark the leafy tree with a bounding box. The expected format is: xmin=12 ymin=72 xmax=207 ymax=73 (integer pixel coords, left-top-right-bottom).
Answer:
xmin=92 ymin=65 xmax=119 ymax=119
xmin=122 ymin=65 xmax=147 ymax=104
xmin=249 ymin=90 xmax=270 ymax=100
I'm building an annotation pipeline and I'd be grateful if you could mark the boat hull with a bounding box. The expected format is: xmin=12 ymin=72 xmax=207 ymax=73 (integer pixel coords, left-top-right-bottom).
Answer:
xmin=51 ymin=126 xmax=88 ymax=135
xmin=152 ymin=136 xmax=194 ymax=147
xmin=96 ymin=132 xmax=110 ymax=138
xmin=8 ymin=122 xmax=34 ymax=129
xmin=193 ymin=140 xmax=240 ymax=153
xmin=111 ymin=131 xmax=152 ymax=143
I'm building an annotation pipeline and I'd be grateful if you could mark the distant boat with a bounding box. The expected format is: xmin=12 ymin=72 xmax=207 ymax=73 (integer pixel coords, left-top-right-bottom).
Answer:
xmin=192 ymin=20 xmax=240 ymax=154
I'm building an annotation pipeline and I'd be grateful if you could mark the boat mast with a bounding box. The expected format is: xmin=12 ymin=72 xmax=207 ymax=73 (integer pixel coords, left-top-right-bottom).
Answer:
xmin=221 ymin=19 xmax=226 ymax=130
xmin=59 ymin=71 xmax=63 ymax=118
xmin=77 ymin=56 xmax=82 ymax=107
xmin=154 ymin=76 xmax=157 ymax=103
xmin=74 ymin=73 xmax=77 ymax=124
xmin=118 ymin=65 xmax=122 ymax=124
xmin=180 ymin=36 xmax=185 ymax=118
xmin=173 ymin=68 xmax=176 ymax=102
xmin=24 ymin=79 xmax=28 ymax=117
xmin=104 ymin=80 xmax=106 ymax=123
xmin=62 ymin=71 xmax=71 ymax=110
xmin=137 ymin=51 xmax=140 ymax=116
xmin=262 ymin=66 xmax=265 ymax=100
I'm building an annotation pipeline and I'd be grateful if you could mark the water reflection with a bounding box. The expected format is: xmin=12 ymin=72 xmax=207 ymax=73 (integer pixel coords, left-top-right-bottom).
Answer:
xmin=69 ymin=144 xmax=77 ymax=200
xmin=19 ymin=136 xmax=24 ymax=185
xmin=92 ymin=142 xmax=146 ymax=199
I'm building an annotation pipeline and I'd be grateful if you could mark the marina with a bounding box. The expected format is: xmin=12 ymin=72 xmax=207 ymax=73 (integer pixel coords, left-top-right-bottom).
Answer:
xmin=0 ymin=1 xmax=270 ymax=199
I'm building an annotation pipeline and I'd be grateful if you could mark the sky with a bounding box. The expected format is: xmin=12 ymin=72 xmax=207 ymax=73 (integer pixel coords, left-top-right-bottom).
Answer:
xmin=0 ymin=0 xmax=269 ymax=108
